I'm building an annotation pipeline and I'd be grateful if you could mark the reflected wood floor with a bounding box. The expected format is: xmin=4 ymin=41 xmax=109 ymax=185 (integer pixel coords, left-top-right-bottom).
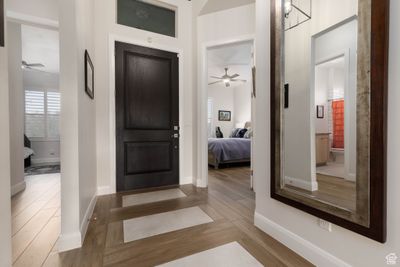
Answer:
xmin=33 ymin=167 xmax=312 ymax=267
xmin=11 ymin=173 xmax=61 ymax=267
xmin=287 ymin=174 xmax=356 ymax=211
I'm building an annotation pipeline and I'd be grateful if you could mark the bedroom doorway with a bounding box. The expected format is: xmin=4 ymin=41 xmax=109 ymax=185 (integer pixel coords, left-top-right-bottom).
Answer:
xmin=202 ymin=38 xmax=255 ymax=191
xmin=7 ymin=19 xmax=61 ymax=265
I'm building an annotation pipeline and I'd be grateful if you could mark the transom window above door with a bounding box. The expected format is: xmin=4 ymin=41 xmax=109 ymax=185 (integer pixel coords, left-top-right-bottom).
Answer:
xmin=117 ymin=0 xmax=176 ymax=38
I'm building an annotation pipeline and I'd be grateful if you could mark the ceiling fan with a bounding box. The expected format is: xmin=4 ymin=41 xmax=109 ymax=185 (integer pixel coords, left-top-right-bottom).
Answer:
xmin=209 ymin=68 xmax=247 ymax=87
xmin=22 ymin=61 xmax=45 ymax=70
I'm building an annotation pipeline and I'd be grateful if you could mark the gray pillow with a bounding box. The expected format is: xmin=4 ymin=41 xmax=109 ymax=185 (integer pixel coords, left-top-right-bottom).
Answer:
xmin=230 ymin=128 xmax=240 ymax=138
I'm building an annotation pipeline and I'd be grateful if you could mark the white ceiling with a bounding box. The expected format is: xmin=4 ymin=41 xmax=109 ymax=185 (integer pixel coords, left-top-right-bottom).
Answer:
xmin=208 ymin=41 xmax=253 ymax=87
xmin=316 ymin=56 xmax=345 ymax=71
xmin=200 ymin=0 xmax=255 ymax=15
xmin=208 ymin=41 xmax=253 ymax=67
xmin=21 ymin=25 xmax=59 ymax=74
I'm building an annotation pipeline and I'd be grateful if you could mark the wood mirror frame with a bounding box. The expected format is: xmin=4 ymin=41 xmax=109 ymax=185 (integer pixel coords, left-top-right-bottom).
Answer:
xmin=270 ymin=0 xmax=389 ymax=243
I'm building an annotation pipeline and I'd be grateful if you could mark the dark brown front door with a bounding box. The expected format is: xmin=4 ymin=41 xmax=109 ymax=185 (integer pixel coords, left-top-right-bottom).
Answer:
xmin=115 ymin=42 xmax=179 ymax=192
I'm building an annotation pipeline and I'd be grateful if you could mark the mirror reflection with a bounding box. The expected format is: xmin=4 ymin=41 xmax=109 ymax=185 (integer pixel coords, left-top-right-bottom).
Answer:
xmin=282 ymin=0 xmax=360 ymax=212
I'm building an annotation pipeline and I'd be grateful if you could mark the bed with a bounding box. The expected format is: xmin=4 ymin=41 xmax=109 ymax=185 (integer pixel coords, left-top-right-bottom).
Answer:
xmin=208 ymin=138 xmax=251 ymax=169
xmin=24 ymin=135 xmax=34 ymax=168
xmin=208 ymin=122 xmax=252 ymax=169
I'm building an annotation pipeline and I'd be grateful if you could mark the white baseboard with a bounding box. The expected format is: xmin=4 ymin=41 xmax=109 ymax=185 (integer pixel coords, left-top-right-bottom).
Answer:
xmin=31 ymin=158 xmax=60 ymax=165
xmin=59 ymin=193 xmax=97 ymax=252
xmin=11 ymin=181 xmax=26 ymax=196
xmin=97 ymin=186 xmax=111 ymax=196
xmin=58 ymin=232 xmax=82 ymax=252
xmin=80 ymin=194 xmax=97 ymax=242
xmin=180 ymin=176 xmax=193 ymax=185
xmin=196 ymin=178 xmax=207 ymax=188
xmin=285 ymin=176 xmax=318 ymax=191
xmin=346 ymin=173 xmax=356 ymax=182
xmin=254 ymin=212 xmax=351 ymax=267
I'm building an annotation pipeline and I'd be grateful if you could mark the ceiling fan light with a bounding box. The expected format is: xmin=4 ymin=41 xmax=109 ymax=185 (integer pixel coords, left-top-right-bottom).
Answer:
xmin=223 ymin=79 xmax=230 ymax=83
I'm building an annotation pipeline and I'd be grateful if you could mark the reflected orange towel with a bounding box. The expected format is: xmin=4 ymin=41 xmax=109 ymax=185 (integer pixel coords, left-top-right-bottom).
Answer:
xmin=332 ymin=100 xmax=344 ymax=149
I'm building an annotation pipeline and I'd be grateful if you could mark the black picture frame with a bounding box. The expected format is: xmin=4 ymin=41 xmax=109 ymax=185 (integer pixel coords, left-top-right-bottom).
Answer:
xmin=316 ymin=105 xmax=324 ymax=118
xmin=85 ymin=50 xmax=94 ymax=99
xmin=218 ymin=110 xmax=231 ymax=121
xmin=0 ymin=0 xmax=4 ymax=47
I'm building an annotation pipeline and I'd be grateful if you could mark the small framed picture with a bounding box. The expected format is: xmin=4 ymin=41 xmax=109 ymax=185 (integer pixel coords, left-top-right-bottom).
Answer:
xmin=85 ymin=50 xmax=94 ymax=99
xmin=316 ymin=105 xmax=324 ymax=119
xmin=218 ymin=110 xmax=231 ymax=121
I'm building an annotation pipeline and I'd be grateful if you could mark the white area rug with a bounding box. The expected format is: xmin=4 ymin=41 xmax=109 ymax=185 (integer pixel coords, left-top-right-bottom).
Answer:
xmin=123 ymin=207 xmax=213 ymax=243
xmin=157 ymin=242 xmax=264 ymax=267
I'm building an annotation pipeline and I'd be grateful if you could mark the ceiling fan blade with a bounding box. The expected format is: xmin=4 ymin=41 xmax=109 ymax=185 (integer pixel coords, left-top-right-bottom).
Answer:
xmin=231 ymin=79 xmax=247 ymax=82
xmin=210 ymin=76 xmax=223 ymax=80
xmin=208 ymin=81 xmax=223 ymax=85
xmin=27 ymin=63 xmax=45 ymax=68
xmin=229 ymin=74 xmax=240 ymax=79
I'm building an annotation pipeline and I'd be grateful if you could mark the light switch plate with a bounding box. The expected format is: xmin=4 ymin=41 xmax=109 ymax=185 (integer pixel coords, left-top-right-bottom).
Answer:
xmin=319 ymin=219 xmax=332 ymax=232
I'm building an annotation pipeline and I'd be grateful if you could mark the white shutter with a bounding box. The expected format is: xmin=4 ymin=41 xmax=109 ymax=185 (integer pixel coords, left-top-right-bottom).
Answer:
xmin=25 ymin=90 xmax=45 ymax=138
xmin=25 ymin=90 xmax=60 ymax=140
xmin=47 ymin=92 xmax=60 ymax=138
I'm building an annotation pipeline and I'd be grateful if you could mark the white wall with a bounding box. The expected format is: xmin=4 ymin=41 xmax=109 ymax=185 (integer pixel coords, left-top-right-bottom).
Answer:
xmin=254 ymin=0 xmax=400 ymax=266
xmin=197 ymin=4 xmax=255 ymax=45
xmin=233 ymin=66 xmax=252 ymax=127
xmin=200 ymin=0 xmax=255 ymax=16
xmin=7 ymin=0 xmax=58 ymax=22
xmin=30 ymin=141 xmax=60 ymax=164
xmin=8 ymin=22 xmax=25 ymax=196
xmin=76 ymin=0 xmax=97 ymax=239
xmin=0 ymin=1 xmax=12 ymax=263
xmin=94 ymin=0 xmax=195 ymax=192
xmin=208 ymin=76 xmax=235 ymax=138
xmin=208 ymin=64 xmax=252 ymax=138
xmin=58 ymin=0 xmax=97 ymax=252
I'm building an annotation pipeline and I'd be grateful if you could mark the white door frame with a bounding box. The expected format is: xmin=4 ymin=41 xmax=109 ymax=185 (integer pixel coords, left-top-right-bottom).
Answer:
xmin=108 ymin=34 xmax=185 ymax=194
xmin=197 ymin=34 xmax=255 ymax=188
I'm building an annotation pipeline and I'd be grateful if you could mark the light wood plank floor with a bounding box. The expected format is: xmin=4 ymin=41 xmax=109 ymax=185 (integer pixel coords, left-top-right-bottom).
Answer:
xmin=55 ymin=166 xmax=313 ymax=267
xmin=287 ymin=174 xmax=356 ymax=211
xmin=11 ymin=173 xmax=60 ymax=267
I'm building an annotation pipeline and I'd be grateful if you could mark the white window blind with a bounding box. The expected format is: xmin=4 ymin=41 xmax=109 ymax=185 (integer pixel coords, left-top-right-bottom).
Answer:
xmin=207 ymin=98 xmax=213 ymax=138
xmin=25 ymin=90 xmax=60 ymax=140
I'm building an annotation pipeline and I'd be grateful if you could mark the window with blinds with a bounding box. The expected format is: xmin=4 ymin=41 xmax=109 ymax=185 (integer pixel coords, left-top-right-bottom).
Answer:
xmin=25 ymin=90 xmax=60 ymax=140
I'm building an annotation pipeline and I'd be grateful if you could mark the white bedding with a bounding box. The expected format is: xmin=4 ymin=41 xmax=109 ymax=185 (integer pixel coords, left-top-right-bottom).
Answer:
xmin=24 ymin=147 xmax=34 ymax=159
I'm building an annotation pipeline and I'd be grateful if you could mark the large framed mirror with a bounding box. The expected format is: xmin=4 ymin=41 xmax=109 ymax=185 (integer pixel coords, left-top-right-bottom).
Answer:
xmin=271 ymin=0 xmax=389 ymax=242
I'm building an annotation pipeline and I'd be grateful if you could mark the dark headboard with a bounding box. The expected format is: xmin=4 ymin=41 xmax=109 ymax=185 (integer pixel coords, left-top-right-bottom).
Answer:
xmin=24 ymin=135 xmax=31 ymax=148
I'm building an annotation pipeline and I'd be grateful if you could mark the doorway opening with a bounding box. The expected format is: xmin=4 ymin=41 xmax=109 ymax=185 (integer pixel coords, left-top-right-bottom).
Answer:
xmin=8 ymin=21 xmax=61 ymax=265
xmin=205 ymin=39 xmax=255 ymax=195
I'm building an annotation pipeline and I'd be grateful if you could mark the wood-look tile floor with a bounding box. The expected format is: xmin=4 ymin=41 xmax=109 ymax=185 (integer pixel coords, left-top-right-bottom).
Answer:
xmin=57 ymin=167 xmax=313 ymax=267
xmin=11 ymin=173 xmax=60 ymax=267
xmin=287 ymin=173 xmax=356 ymax=211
